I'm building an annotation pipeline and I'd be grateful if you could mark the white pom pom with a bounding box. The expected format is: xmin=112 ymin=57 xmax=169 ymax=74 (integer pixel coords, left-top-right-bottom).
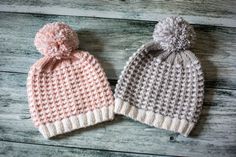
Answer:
xmin=153 ymin=17 xmax=196 ymax=52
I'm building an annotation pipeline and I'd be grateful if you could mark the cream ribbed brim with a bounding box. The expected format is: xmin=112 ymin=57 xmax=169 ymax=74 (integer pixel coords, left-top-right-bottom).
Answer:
xmin=114 ymin=98 xmax=195 ymax=136
xmin=38 ymin=105 xmax=114 ymax=138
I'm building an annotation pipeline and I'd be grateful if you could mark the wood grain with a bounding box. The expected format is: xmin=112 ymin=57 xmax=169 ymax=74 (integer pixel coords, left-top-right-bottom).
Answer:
xmin=0 ymin=13 xmax=236 ymax=90
xmin=0 ymin=2 xmax=236 ymax=156
xmin=0 ymin=71 xmax=236 ymax=157
xmin=0 ymin=0 xmax=235 ymax=27
xmin=0 ymin=141 xmax=166 ymax=157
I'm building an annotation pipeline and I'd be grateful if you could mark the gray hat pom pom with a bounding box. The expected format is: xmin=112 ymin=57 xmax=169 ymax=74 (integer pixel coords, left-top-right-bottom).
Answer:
xmin=153 ymin=17 xmax=196 ymax=52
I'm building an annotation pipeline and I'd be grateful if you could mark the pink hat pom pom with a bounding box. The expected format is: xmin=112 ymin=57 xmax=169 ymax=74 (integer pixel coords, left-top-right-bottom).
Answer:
xmin=34 ymin=22 xmax=79 ymax=58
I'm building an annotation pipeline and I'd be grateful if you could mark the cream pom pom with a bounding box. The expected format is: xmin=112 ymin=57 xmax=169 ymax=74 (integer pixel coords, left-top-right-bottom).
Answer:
xmin=153 ymin=17 xmax=195 ymax=52
xmin=34 ymin=22 xmax=79 ymax=58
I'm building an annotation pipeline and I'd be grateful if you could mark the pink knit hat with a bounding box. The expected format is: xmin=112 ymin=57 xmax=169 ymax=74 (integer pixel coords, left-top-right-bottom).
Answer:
xmin=27 ymin=22 xmax=114 ymax=138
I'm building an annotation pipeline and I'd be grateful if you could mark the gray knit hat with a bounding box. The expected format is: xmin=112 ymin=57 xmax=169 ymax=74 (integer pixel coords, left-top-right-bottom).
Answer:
xmin=114 ymin=17 xmax=204 ymax=136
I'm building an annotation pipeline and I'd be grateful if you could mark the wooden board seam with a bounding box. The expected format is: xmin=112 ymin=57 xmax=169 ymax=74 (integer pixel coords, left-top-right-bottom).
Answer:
xmin=0 ymin=5 xmax=236 ymax=28
xmin=0 ymin=139 xmax=168 ymax=157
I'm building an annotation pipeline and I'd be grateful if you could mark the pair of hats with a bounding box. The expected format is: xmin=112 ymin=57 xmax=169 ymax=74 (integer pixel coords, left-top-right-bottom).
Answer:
xmin=27 ymin=17 xmax=204 ymax=138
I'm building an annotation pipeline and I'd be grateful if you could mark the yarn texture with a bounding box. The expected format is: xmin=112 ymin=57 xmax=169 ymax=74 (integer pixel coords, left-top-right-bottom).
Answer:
xmin=27 ymin=22 xmax=114 ymax=138
xmin=34 ymin=22 xmax=79 ymax=58
xmin=114 ymin=17 xmax=204 ymax=136
xmin=153 ymin=17 xmax=195 ymax=52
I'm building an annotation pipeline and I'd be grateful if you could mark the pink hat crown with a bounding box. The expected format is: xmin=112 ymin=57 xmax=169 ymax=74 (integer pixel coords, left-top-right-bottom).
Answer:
xmin=27 ymin=22 xmax=114 ymax=138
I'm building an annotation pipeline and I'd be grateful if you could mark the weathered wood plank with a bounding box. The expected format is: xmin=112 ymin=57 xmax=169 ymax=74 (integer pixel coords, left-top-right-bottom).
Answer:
xmin=0 ymin=71 xmax=236 ymax=157
xmin=0 ymin=0 xmax=235 ymax=27
xmin=0 ymin=13 xmax=236 ymax=89
xmin=0 ymin=141 xmax=165 ymax=157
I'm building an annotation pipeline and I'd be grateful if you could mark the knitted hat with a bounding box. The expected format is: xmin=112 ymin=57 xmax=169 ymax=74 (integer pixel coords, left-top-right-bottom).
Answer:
xmin=27 ymin=22 xmax=114 ymax=138
xmin=114 ymin=17 xmax=204 ymax=136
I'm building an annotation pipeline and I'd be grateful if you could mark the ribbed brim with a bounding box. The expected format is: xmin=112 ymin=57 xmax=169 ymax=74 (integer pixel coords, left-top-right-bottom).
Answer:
xmin=114 ymin=98 xmax=195 ymax=136
xmin=38 ymin=105 xmax=114 ymax=138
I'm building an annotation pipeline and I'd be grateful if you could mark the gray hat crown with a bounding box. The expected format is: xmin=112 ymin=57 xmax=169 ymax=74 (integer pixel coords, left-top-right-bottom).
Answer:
xmin=114 ymin=17 xmax=204 ymax=136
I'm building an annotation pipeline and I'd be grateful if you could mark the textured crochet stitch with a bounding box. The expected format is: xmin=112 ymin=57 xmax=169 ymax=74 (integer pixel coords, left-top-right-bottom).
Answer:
xmin=114 ymin=17 xmax=204 ymax=136
xmin=27 ymin=22 xmax=114 ymax=138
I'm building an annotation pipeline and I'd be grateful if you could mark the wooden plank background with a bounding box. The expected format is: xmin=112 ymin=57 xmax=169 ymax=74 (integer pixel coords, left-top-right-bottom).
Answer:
xmin=0 ymin=1 xmax=236 ymax=157
xmin=0 ymin=0 xmax=236 ymax=27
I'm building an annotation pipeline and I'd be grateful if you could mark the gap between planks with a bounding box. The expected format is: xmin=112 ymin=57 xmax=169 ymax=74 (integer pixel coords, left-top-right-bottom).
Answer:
xmin=0 ymin=5 xmax=235 ymax=28
xmin=0 ymin=140 xmax=169 ymax=157
xmin=0 ymin=0 xmax=236 ymax=27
